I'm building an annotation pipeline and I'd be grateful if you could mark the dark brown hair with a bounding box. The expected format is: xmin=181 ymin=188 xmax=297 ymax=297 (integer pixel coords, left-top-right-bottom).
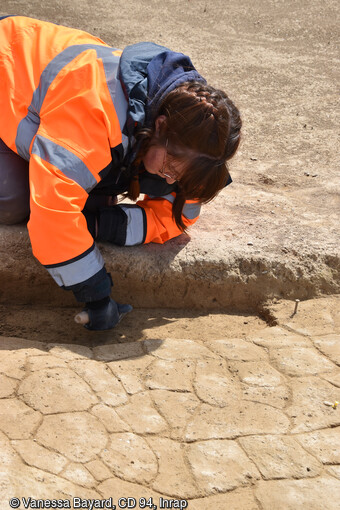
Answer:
xmin=130 ymin=81 xmax=242 ymax=230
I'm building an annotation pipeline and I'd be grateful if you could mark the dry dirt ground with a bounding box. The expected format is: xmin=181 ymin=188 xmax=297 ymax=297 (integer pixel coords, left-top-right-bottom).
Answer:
xmin=0 ymin=296 xmax=339 ymax=509
xmin=0 ymin=0 xmax=339 ymax=309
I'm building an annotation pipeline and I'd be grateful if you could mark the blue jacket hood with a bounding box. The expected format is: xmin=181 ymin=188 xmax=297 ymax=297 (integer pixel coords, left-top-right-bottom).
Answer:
xmin=118 ymin=42 xmax=206 ymax=136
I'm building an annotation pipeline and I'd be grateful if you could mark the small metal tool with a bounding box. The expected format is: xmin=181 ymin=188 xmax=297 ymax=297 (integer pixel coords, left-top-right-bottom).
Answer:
xmin=293 ymin=299 xmax=300 ymax=315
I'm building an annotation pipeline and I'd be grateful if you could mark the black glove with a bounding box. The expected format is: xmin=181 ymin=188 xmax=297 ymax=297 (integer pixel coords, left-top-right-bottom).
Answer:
xmin=84 ymin=297 xmax=133 ymax=330
xmin=96 ymin=206 xmax=128 ymax=245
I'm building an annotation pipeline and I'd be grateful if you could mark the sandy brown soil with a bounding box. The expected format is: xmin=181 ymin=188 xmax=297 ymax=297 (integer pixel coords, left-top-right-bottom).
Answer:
xmin=0 ymin=0 xmax=338 ymax=312
xmin=0 ymin=303 xmax=264 ymax=345
xmin=1 ymin=295 xmax=338 ymax=347
xmin=0 ymin=2 xmax=339 ymax=508
xmin=0 ymin=296 xmax=339 ymax=508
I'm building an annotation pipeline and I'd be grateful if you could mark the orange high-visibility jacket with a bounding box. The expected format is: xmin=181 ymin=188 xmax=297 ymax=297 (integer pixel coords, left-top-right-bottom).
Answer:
xmin=0 ymin=16 xmax=201 ymax=294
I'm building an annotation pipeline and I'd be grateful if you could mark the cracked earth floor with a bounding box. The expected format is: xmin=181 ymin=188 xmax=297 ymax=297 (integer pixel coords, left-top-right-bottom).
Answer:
xmin=0 ymin=296 xmax=339 ymax=509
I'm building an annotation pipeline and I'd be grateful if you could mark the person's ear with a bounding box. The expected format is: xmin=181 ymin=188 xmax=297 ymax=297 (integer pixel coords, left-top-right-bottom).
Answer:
xmin=154 ymin=115 xmax=167 ymax=134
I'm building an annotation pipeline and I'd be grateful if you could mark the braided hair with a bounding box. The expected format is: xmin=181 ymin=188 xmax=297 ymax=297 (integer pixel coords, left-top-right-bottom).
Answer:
xmin=130 ymin=81 xmax=242 ymax=230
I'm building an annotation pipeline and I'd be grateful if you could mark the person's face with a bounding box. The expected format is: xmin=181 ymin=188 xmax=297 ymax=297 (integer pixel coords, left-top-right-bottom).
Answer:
xmin=142 ymin=116 xmax=186 ymax=185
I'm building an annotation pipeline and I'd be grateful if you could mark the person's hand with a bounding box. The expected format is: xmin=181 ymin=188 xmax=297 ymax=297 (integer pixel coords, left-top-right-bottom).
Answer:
xmin=75 ymin=298 xmax=132 ymax=330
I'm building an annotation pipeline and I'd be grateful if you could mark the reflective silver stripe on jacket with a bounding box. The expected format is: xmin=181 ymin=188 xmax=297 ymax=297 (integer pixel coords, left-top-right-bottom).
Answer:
xmin=182 ymin=202 xmax=201 ymax=220
xmin=15 ymin=44 xmax=124 ymax=160
xmin=148 ymin=193 xmax=201 ymax=220
xmin=46 ymin=245 xmax=104 ymax=287
xmin=119 ymin=205 xmax=145 ymax=246
xmin=113 ymin=78 xmax=129 ymax=154
xmin=31 ymin=135 xmax=97 ymax=192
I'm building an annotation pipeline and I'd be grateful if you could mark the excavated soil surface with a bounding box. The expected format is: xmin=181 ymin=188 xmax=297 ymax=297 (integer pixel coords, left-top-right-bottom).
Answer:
xmin=0 ymin=304 xmax=264 ymax=346
xmin=0 ymin=1 xmax=339 ymax=508
xmin=0 ymin=0 xmax=339 ymax=310
xmin=0 ymin=296 xmax=339 ymax=509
